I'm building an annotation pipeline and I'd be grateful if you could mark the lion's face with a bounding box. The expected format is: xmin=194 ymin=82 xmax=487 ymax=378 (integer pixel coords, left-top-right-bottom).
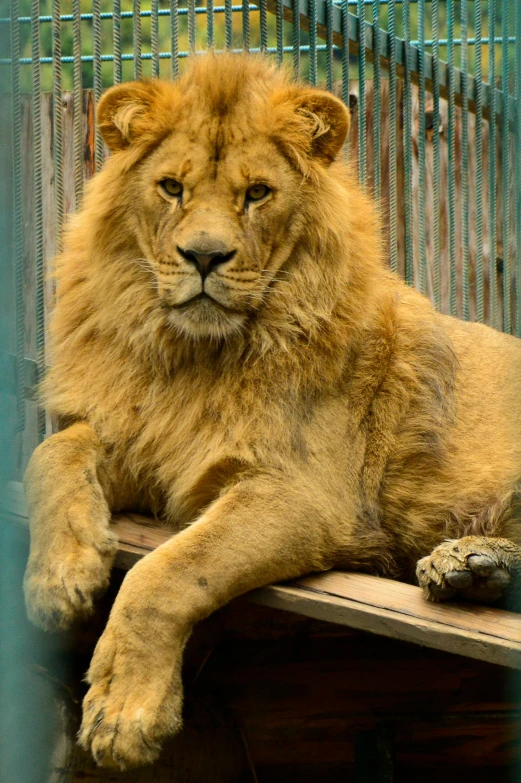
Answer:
xmin=130 ymin=123 xmax=306 ymax=339
xmin=97 ymin=55 xmax=350 ymax=340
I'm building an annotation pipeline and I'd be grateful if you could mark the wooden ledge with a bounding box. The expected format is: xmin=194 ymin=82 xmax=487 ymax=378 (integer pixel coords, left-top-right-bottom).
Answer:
xmin=113 ymin=513 xmax=521 ymax=671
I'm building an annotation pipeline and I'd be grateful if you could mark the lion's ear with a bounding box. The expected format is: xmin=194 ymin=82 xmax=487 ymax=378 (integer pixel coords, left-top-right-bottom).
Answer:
xmin=97 ymin=80 xmax=176 ymax=152
xmin=272 ymin=88 xmax=350 ymax=168
xmin=293 ymin=91 xmax=350 ymax=162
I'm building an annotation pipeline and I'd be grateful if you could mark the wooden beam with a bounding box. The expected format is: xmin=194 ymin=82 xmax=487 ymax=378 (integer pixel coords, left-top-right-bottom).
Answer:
xmin=111 ymin=513 xmax=521 ymax=671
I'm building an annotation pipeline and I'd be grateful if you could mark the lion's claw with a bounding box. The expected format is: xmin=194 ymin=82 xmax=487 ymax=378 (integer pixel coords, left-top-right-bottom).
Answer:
xmin=24 ymin=535 xmax=116 ymax=631
xmin=417 ymin=536 xmax=520 ymax=604
xmin=79 ymin=625 xmax=184 ymax=769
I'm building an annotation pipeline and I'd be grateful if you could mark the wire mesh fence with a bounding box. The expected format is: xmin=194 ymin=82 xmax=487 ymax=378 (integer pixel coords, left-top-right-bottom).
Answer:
xmin=1 ymin=0 xmax=521 ymax=477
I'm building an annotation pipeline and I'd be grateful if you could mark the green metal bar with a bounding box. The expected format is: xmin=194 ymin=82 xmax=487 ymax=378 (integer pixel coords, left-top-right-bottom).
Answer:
xmin=388 ymin=0 xmax=398 ymax=274
xmin=357 ymin=0 xmax=366 ymax=184
xmin=309 ymin=0 xmax=317 ymax=84
xmin=501 ymin=0 xmax=511 ymax=332
xmin=52 ymin=0 xmax=64 ymax=252
xmin=431 ymin=0 xmax=441 ymax=309
xmin=32 ymin=0 xmax=45 ymax=441
xmin=93 ymin=0 xmax=102 ymax=172
xmin=418 ymin=0 xmax=427 ymax=295
xmin=151 ymin=0 xmax=160 ymax=75
xmin=403 ymin=0 xmax=413 ymax=284
xmin=72 ymin=0 xmax=83 ymax=205
xmin=326 ymin=0 xmax=333 ymax=91
xmin=170 ymin=0 xmax=178 ymax=78
xmin=113 ymin=0 xmax=122 ymax=83
xmin=188 ymin=0 xmax=196 ymax=54
xmin=292 ymin=0 xmax=300 ymax=75
xmin=11 ymin=0 xmax=24 ymax=432
xmin=489 ymin=0 xmax=497 ymax=327
xmin=276 ymin=0 xmax=283 ymax=63
xmin=242 ymin=0 xmax=250 ymax=51
xmin=225 ymin=0 xmax=233 ymax=48
xmin=372 ymin=0 xmax=381 ymax=201
xmin=341 ymin=0 xmax=349 ymax=106
xmin=133 ymin=0 xmax=142 ymax=78
xmin=474 ymin=0 xmax=484 ymax=322
xmin=447 ymin=0 xmax=456 ymax=313
xmin=514 ymin=3 xmax=521 ymax=337
xmin=461 ymin=0 xmax=469 ymax=319
xmin=260 ymin=0 xmax=268 ymax=53
xmin=4 ymin=43 xmax=345 ymax=66
xmin=207 ymin=0 xmax=214 ymax=47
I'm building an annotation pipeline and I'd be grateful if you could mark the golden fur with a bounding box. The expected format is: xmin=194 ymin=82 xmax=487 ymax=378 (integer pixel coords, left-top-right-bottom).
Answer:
xmin=24 ymin=54 xmax=521 ymax=769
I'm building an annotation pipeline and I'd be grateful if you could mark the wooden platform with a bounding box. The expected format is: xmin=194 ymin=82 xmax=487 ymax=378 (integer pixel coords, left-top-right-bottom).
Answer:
xmin=5 ymin=487 xmax=521 ymax=778
xmin=113 ymin=512 xmax=521 ymax=670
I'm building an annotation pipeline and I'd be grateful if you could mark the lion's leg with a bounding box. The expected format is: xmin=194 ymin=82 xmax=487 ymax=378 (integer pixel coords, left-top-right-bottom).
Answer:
xmin=416 ymin=536 xmax=521 ymax=603
xmin=78 ymin=474 xmax=337 ymax=769
xmin=24 ymin=422 xmax=119 ymax=631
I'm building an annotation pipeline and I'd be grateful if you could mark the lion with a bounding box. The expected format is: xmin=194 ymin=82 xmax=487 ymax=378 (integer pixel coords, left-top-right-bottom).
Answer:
xmin=23 ymin=53 xmax=521 ymax=769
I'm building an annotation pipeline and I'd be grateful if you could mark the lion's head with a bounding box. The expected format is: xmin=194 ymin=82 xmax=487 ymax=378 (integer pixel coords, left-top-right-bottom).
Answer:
xmin=95 ymin=54 xmax=352 ymax=340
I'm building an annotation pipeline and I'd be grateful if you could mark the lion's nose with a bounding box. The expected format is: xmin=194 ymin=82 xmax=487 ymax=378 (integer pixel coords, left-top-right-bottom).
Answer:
xmin=177 ymin=244 xmax=236 ymax=280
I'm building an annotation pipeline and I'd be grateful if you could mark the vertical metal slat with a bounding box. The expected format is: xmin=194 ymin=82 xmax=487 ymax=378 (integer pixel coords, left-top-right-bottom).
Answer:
xmin=260 ymin=0 xmax=268 ymax=54
xmin=431 ymin=0 xmax=441 ymax=309
xmin=461 ymin=0 xmax=470 ymax=319
xmin=72 ymin=0 xmax=83 ymax=206
xmin=372 ymin=0 xmax=381 ymax=201
xmin=388 ymin=0 xmax=398 ymax=274
xmin=52 ymin=0 xmax=64 ymax=252
xmin=207 ymin=0 xmax=214 ymax=48
xmin=292 ymin=0 xmax=300 ymax=77
xmin=418 ymin=0 xmax=427 ymax=295
xmin=93 ymin=0 xmax=103 ymax=172
xmin=188 ymin=0 xmax=196 ymax=54
xmin=501 ymin=0 xmax=511 ymax=332
xmin=32 ymin=0 xmax=45 ymax=441
xmin=309 ymin=0 xmax=317 ymax=85
xmin=11 ymin=0 xmax=24 ymax=432
xmin=514 ymin=3 xmax=521 ymax=337
xmin=276 ymin=0 xmax=284 ymax=64
xmin=242 ymin=0 xmax=250 ymax=52
xmin=113 ymin=0 xmax=122 ymax=84
xmin=225 ymin=0 xmax=233 ymax=50
xmin=341 ymin=0 xmax=349 ymax=108
xmin=357 ymin=0 xmax=366 ymax=185
xmin=171 ymin=0 xmax=179 ymax=78
xmin=326 ymin=0 xmax=333 ymax=92
xmin=474 ymin=0 xmax=484 ymax=322
xmin=151 ymin=0 xmax=160 ymax=76
xmin=447 ymin=0 xmax=456 ymax=314
xmin=489 ymin=0 xmax=498 ymax=327
xmin=403 ymin=0 xmax=413 ymax=284
xmin=133 ymin=0 xmax=142 ymax=79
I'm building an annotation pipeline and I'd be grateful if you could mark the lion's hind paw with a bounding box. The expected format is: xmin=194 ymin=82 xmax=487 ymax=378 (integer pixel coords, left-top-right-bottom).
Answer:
xmin=416 ymin=536 xmax=521 ymax=604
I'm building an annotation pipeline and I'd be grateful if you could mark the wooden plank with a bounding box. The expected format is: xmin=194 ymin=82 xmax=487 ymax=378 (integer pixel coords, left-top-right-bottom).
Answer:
xmin=251 ymin=585 xmax=521 ymax=670
xmin=114 ymin=512 xmax=173 ymax=570
xmin=110 ymin=513 xmax=521 ymax=671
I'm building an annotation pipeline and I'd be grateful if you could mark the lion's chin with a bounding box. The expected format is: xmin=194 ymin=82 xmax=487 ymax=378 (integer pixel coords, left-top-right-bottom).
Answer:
xmin=165 ymin=295 xmax=247 ymax=341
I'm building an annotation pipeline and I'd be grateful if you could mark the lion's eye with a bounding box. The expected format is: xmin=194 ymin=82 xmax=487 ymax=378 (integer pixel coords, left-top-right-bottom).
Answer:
xmin=160 ymin=179 xmax=183 ymax=198
xmin=246 ymin=184 xmax=270 ymax=202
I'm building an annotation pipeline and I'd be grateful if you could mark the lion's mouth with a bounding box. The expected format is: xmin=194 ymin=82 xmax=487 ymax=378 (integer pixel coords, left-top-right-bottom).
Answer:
xmin=170 ymin=292 xmax=243 ymax=315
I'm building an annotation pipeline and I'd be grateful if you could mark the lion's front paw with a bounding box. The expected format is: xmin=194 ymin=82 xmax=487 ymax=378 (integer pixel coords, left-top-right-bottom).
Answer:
xmin=79 ymin=627 xmax=183 ymax=769
xmin=24 ymin=538 xmax=116 ymax=631
xmin=417 ymin=536 xmax=521 ymax=604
